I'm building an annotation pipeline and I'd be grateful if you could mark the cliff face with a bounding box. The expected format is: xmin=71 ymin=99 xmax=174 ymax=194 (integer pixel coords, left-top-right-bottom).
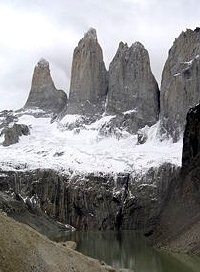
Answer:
xmin=182 ymin=103 xmax=200 ymax=167
xmin=24 ymin=59 xmax=67 ymax=114
xmin=66 ymin=28 xmax=108 ymax=116
xmin=160 ymin=28 xmax=200 ymax=141
xmin=107 ymin=42 xmax=159 ymax=125
xmin=153 ymin=104 xmax=200 ymax=255
xmin=0 ymin=163 xmax=177 ymax=235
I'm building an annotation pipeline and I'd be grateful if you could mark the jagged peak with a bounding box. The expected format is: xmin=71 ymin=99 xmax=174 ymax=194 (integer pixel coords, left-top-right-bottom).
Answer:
xmin=37 ymin=58 xmax=49 ymax=69
xmin=117 ymin=41 xmax=145 ymax=53
xmin=177 ymin=27 xmax=200 ymax=40
xmin=84 ymin=28 xmax=97 ymax=40
xmin=130 ymin=41 xmax=145 ymax=50
xmin=118 ymin=41 xmax=128 ymax=50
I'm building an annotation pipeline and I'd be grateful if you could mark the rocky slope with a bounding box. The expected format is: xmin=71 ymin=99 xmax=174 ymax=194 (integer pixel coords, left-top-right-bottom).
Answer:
xmin=24 ymin=59 xmax=67 ymax=114
xmin=0 ymin=212 xmax=115 ymax=272
xmin=66 ymin=28 xmax=108 ymax=116
xmin=106 ymin=41 xmax=159 ymax=133
xmin=160 ymin=28 xmax=200 ymax=141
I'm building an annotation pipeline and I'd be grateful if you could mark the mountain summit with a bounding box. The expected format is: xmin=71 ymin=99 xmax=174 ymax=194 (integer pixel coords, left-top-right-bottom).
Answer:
xmin=106 ymin=41 xmax=159 ymax=125
xmin=66 ymin=28 xmax=108 ymax=116
xmin=24 ymin=59 xmax=67 ymax=114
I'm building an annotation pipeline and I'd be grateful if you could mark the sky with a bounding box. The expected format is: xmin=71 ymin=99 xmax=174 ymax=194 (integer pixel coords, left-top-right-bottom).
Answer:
xmin=0 ymin=0 xmax=199 ymax=111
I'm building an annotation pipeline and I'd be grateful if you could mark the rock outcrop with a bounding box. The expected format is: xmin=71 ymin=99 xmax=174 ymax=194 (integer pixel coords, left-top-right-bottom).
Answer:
xmin=160 ymin=28 xmax=200 ymax=141
xmin=0 ymin=123 xmax=29 ymax=146
xmin=0 ymin=110 xmax=18 ymax=129
xmin=0 ymin=110 xmax=30 ymax=146
xmin=66 ymin=28 xmax=108 ymax=116
xmin=106 ymin=42 xmax=159 ymax=130
xmin=24 ymin=59 xmax=67 ymax=114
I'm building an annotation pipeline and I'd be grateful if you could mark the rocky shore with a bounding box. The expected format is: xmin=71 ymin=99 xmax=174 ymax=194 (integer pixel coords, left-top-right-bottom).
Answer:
xmin=0 ymin=212 xmax=116 ymax=272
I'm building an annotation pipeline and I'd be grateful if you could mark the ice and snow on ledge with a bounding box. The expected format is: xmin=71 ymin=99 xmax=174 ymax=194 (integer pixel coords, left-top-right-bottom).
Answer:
xmin=0 ymin=114 xmax=182 ymax=175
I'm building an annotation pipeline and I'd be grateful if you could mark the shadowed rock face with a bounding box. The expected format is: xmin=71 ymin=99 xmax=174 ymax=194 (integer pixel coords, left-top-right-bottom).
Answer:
xmin=24 ymin=59 xmax=67 ymax=114
xmin=106 ymin=42 xmax=159 ymax=125
xmin=160 ymin=28 xmax=200 ymax=141
xmin=182 ymin=103 xmax=200 ymax=167
xmin=66 ymin=28 xmax=108 ymax=116
xmin=151 ymin=104 xmax=200 ymax=255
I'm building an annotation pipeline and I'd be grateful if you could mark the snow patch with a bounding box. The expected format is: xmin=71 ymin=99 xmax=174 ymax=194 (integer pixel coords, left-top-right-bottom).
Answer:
xmin=0 ymin=114 xmax=183 ymax=175
xmin=123 ymin=109 xmax=137 ymax=115
xmin=59 ymin=114 xmax=83 ymax=126
xmin=85 ymin=115 xmax=116 ymax=130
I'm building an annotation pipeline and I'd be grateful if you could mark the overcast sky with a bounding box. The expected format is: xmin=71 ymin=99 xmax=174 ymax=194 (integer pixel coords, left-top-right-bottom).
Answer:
xmin=0 ymin=0 xmax=199 ymax=111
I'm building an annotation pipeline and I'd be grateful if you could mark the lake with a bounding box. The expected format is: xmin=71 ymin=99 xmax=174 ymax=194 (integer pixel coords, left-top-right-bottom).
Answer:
xmin=61 ymin=230 xmax=200 ymax=272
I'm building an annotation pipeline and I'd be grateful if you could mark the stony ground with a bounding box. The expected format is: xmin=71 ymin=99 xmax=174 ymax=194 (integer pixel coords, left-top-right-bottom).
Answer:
xmin=0 ymin=212 xmax=115 ymax=272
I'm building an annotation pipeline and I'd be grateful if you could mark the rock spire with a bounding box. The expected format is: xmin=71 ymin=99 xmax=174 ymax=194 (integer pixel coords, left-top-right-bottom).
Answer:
xmin=66 ymin=28 xmax=108 ymax=116
xmin=106 ymin=41 xmax=160 ymax=126
xmin=24 ymin=59 xmax=67 ymax=114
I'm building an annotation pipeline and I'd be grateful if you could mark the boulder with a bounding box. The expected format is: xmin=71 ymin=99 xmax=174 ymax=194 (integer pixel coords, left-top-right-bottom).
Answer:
xmin=160 ymin=28 xmax=200 ymax=141
xmin=106 ymin=41 xmax=159 ymax=131
xmin=0 ymin=123 xmax=30 ymax=146
xmin=24 ymin=58 xmax=67 ymax=114
xmin=66 ymin=28 xmax=108 ymax=116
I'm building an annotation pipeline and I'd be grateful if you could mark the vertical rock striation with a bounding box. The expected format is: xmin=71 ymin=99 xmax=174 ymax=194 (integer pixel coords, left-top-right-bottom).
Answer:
xmin=106 ymin=41 xmax=159 ymax=126
xmin=160 ymin=28 xmax=200 ymax=141
xmin=66 ymin=28 xmax=108 ymax=116
xmin=24 ymin=59 xmax=67 ymax=114
xmin=0 ymin=164 xmax=177 ymax=234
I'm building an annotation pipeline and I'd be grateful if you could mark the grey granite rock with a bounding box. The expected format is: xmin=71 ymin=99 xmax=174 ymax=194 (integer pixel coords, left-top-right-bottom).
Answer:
xmin=106 ymin=41 xmax=159 ymax=129
xmin=0 ymin=110 xmax=18 ymax=129
xmin=160 ymin=28 xmax=200 ymax=141
xmin=24 ymin=59 xmax=67 ymax=114
xmin=1 ymin=123 xmax=30 ymax=146
xmin=66 ymin=28 xmax=108 ymax=116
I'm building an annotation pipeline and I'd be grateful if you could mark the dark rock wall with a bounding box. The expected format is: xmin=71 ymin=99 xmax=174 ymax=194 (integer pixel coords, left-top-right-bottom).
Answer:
xmin=182 ymin=104 xmax=200 ymax=167
xmin=0 ymin=163 xmax=177 ymax=234
xmin=152 ymin=104 xmax=200 ymax=255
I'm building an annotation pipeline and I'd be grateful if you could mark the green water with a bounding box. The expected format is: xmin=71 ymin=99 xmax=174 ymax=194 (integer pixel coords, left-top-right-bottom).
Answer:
xmin=64 ymin=231 xmax=200 ymax=272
